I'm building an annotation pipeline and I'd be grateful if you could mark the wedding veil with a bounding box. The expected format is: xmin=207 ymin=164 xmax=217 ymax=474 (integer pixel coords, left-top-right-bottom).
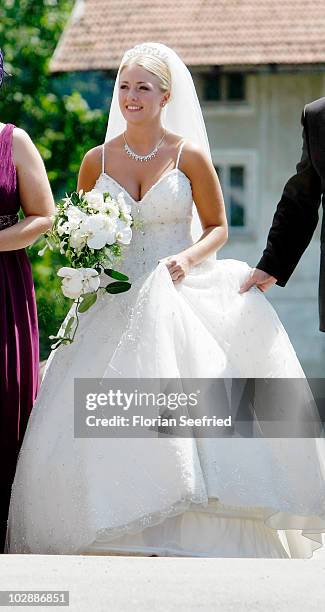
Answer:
xmin=104 ymin=42 xmax=212 ymax=240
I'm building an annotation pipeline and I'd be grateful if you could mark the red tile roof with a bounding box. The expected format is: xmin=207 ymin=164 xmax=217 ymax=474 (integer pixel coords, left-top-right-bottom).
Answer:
xmin=50 ymin=0 xmax=325 ymax=72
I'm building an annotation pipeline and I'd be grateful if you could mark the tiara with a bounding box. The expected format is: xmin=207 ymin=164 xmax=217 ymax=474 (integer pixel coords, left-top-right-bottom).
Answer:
xmin=123 ymin=44 xmax=170 ymax=64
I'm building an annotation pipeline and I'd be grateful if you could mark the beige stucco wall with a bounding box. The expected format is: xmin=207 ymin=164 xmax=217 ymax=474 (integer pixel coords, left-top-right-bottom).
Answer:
xmin=195 ymin=71 xmax=325 ymax=375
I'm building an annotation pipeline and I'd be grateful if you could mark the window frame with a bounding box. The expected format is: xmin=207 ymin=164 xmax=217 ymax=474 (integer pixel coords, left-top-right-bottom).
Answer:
xmin=211 ymin=149 xmax=258 ymax=238
xmin=201 ymin=74 xmax=256 ymax=116
xmin=202 ymin=72 xmax=246 ymax=103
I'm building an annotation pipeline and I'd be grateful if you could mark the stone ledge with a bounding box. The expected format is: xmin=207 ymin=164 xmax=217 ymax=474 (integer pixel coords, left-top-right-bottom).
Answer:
xmin=1 ymin=555 xmax=325 ymax=611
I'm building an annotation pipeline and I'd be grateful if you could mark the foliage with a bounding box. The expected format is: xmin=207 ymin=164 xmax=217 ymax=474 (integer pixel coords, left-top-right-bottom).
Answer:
xmin=0 ymin=0 xmax=109 ymax=359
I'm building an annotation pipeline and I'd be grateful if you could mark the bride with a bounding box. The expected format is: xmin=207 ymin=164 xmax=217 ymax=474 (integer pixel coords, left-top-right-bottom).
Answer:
xmin=5 ymin=42 xmax=325 ymax=558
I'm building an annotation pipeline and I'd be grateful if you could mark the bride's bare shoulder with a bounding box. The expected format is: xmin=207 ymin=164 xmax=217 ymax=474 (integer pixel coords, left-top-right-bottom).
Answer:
xmin=78 ymin=142 xmax=105 ymax=190
xmin=78 ymin=136 xmax=124 ymax=190
xmin=81 ymin=144 xmax=102 ymax=170
xmin=180 ymin=140 xmax=213 ymax=172
xmin=81 ymin=136 xmax=123 ymax=168
xmin=104 ymin=134 xmax=123 ymax=149
xmin=165 ymin=131 xmax=184 ymax=147
xmin=101 ymin=135 xmax=124 ymax=162
xmin=181 ymin=139 xmax=208 ymax=157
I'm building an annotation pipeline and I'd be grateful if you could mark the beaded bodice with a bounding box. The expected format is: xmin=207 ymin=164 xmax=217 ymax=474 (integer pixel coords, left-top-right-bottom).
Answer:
xmin=94 ymin=148 xmax=195 ymax=280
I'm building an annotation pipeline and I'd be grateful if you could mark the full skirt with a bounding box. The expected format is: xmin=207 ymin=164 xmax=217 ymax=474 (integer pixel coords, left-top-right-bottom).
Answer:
xmin=5 ymin=258 xmax=325 ymax=558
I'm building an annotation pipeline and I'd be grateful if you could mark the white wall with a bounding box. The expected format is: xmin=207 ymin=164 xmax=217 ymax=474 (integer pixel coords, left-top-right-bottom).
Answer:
xmin=196 ymin=71 xmax=325 ymax=375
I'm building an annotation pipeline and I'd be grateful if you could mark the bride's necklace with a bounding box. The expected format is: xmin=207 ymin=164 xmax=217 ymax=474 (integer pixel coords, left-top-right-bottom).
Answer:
xmin=123 ymin=130 xmax=166 ymax=162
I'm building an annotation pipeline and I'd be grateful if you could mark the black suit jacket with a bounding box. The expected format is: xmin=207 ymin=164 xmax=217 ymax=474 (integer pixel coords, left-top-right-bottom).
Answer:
xmin=256 ymin=97 xmax=325 ymax=331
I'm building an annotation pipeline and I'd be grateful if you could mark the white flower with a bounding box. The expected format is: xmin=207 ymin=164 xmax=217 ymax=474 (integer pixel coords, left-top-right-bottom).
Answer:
xmin=69 ymin=228 xmax=87 ymax=250
xmin=57 ymin=220 xmax=71 ymax=236
xmin=57 ymin=267 xmax=100 ymax=299
xmin=117 ymin=192 xmax=132 ymax=215
xmin=120 ymin=210 xmax=133 ymax=223
xmin=59 ymin=241 xmax=66 ymax=255
xmin=82 ymin=268 xmax=101 ymax=294
xmin=85 ymin=191 xmax=105 ymax=212
xmin=82 ymin=214 xmax=117 ymax=249
xmin=62 ymin=196 xmax=73 ymax=209
xmin=57 ymin=267 xmax=83 ymax=299
xmin=66 ymin=205 xmax=88 ymax=230
xmin=82 ymin=213 xmax=107 ymax=232
xmin=85 ymin=190 xmax=120 ymax=217
xmin=105 ymin=200 xmax=120 ymax=217
xmin=115 ymin=218 xmax=132 ymax=245
xmin=38 ymin=244 xmax=48 ymax=257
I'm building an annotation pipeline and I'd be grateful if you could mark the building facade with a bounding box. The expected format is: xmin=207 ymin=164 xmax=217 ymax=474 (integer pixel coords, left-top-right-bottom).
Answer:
xmin=196 ymin=69 xmax=325 ymax=375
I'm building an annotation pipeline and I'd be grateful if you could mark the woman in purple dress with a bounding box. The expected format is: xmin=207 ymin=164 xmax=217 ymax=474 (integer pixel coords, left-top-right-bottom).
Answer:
xmin=0 ymin=50 xmax=55 ymax=551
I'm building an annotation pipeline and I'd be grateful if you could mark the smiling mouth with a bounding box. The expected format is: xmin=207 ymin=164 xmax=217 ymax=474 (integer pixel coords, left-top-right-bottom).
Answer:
xmin=126 ymin=106 xmax=143 ymax=111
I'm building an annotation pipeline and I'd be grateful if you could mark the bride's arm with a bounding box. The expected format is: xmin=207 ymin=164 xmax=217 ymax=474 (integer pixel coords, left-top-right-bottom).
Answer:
xmin=77 ymin=147 xmax=102 ymax=192
xmin=165 ymin=143 xmax=228 ymax=282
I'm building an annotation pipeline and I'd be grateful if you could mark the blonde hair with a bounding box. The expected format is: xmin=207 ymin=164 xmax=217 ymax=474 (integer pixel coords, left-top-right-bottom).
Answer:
xmin=120 ymin=54 xmax=172 ymax=99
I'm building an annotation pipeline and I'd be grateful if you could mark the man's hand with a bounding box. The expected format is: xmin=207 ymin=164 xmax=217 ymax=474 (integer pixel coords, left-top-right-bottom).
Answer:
xmin=239 ymin=268 xmax=277 ymax=293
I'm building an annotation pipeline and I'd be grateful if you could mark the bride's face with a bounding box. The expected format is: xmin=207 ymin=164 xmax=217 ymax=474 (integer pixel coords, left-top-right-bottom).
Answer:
xmin=118 ymin=64 xmax=169 ymax=124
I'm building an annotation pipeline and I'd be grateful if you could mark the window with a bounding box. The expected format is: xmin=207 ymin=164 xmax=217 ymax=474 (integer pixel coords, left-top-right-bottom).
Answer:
xmin=203 ymin=73 xmax=246 ymax=103
xmin=213 ymin=151 xmax=257 ymax=235
xmin=215 ymin=165 xmax=246 ymax=228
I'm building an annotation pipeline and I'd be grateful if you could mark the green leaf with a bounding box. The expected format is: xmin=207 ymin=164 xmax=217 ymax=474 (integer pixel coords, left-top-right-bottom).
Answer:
xmin=104 ymin=268 xmax=129 ymax=282
xmin=64 ymin=316 xmax=75 ymax=336
xmin=70 ymin=192 xmax=80 ymax=206
xmin=105 ymin=281 xmax=131 ymax=294
xmin=78 ymin=292 xmax=98 ymax=313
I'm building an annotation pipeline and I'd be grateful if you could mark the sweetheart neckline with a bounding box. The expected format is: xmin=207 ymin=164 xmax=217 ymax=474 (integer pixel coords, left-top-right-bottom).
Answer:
xmin=97 ymin=168 xmax=191 ymax=204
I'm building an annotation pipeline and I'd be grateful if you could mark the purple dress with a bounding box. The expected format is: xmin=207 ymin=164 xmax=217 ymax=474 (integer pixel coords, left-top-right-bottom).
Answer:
xmin=0 ymin=124 xmax=39 ymax=551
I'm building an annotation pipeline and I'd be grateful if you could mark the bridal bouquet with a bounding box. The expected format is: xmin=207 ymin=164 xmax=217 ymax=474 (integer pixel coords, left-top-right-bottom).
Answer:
xmin=40 ymin=189 xmax=133 ymax=348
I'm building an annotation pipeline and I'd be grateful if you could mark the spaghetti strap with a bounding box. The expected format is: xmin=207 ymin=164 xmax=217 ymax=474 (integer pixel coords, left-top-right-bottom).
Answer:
xmin=101 ymin=144 xmax=105 ymax=174
xmin=175 ymin=140 xmax=185 ymax=169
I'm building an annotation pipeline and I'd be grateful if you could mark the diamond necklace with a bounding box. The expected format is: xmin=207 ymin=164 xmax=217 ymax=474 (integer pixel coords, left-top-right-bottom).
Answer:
xmin=123 ymin=129 xmax=166 ymax=162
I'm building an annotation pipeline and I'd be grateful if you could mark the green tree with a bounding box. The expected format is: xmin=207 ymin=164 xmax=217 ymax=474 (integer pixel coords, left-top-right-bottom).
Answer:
xmin=0 ymin=0 xmax=108 ymax=359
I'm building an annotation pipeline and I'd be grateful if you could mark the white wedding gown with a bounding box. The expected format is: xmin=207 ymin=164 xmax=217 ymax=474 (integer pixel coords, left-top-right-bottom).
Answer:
xmin=5 ymin=143 xmax=325 ymax=558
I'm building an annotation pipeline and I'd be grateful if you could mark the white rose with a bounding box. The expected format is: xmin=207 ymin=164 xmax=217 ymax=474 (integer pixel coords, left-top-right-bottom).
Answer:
xmin=85 ymin=191 xmax=105 ymax=212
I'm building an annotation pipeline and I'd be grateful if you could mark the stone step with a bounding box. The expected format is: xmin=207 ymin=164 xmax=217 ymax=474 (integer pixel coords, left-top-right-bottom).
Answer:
xmin=0 ymin=555 xmax=325 ymax=611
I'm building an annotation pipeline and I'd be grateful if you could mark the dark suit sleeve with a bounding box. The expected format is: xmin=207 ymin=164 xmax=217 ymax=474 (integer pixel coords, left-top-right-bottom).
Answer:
xmin=256 ymin=106 xmax=322 ymax=286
